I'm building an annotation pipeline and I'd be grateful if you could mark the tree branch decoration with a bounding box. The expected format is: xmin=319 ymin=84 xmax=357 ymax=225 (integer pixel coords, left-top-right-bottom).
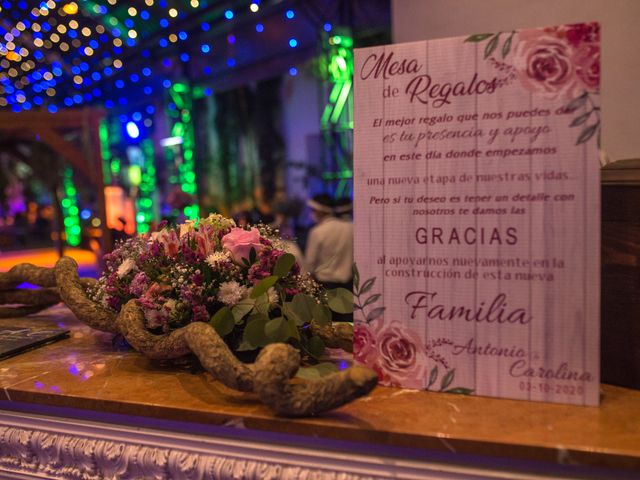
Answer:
xmin=0 ymin=215 xmax=377 ymax=417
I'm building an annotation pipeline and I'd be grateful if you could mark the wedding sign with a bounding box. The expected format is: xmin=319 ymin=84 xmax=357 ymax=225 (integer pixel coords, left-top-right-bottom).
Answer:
xmin=353 ymin=23 xmax=600 ymax=405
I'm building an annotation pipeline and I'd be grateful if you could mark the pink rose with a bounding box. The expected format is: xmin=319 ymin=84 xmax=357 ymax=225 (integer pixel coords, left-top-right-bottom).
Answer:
xmin=376 ymin=323 xmax=426 ymax=389
xmin=564 ymin=22 xmax=599 ymax=48
xmin=513 ymin=30 xmax=580 ymax=100
xmin=221 ymin=227 xmax=266 ymax=265
xmin=353 ymin=323 xmax=377 ymax=365
xmin=573 ymin=43 xmax=600 ymax=92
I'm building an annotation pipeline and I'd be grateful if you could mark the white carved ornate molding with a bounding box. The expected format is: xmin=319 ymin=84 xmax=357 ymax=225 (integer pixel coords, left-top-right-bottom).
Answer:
xmin=0 ymin=409 xmax=542 ymax=480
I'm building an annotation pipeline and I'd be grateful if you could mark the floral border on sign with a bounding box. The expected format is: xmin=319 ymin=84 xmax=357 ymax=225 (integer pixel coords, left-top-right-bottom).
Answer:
xmin=352 ymin=265 xmax=472 ymax=394
xmin=465 ymin=22 xmax=601 ymax=146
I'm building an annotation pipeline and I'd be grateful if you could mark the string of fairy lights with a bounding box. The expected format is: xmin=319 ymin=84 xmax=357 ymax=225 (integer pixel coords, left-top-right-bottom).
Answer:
xmin=0 ymin=1 xmax=354 ymax=245
xmin=0 ymin=0 xmax=313 ymax=112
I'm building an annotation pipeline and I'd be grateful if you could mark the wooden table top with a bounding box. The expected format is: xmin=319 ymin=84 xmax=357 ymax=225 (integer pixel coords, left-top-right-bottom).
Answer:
xmin=0 ymin=306 xmax=639 ymax=471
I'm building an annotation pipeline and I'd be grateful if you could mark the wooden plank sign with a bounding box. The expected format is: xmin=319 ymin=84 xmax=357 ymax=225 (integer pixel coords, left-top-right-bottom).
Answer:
xmin=353 ymin=23 xmax=600 ymax=405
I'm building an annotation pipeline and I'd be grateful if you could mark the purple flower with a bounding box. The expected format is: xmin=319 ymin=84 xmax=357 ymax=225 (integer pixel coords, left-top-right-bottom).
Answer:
xmin=192 ymin=305 xmax=209 ymax=323
xmin=130 ymin=272 xmax=149 ymax=296
xmin=191 ymin=272 xmax=204 ymax=286
xmin=106 ymin=296 xmax=122 ymax=310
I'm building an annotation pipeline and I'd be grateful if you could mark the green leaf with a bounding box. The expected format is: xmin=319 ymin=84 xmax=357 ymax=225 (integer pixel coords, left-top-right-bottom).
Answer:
xmin=236 ymin=340 xmax=257 ymax=351
xmin=440 ymin=369 xmax=456 ymax=391
xmin=312 ymin=303 xmax=331 ymax=326
xmin=254 ymin=293 xmax=270 ymax=315
xmin=273 ymin=253 xmax=296 ymax=277
xmin=306 ymin=335 xmax=325 ymax=359
xmin=501 ymin=34 xmax=513 ymax=58
xmin=366 ymin=306 xmax=385 ymax=322
xmin=243 ymin=314 xmax=269 ymax=348
xmin=286 ymin=316 xmax=300 ymax=340
xmin=362 ymin=293 xmax=381 ymax=308
xmin=359 ymin=277 xmax=376 ymax=295
xmin=570 ymin=111 xmax=591 ymax=127
xmin=326 ymin=288 xmax=353 ymax=314
xmin=484 ymin=33 xmax=500 ymax=59
xmin=265 ymin=317 xmax=290 ymax=343
xmin=444 ymin=387 xmax=474 ymax=395
xmin=565 ymin=92 xmax=588 ymax=112
xmin=295 ymin=362 xmax=338 ymax=380
xmin=464 ymin=33 xmax=493 ymax=43
xmin=209 ymin=307 xmax=235 ymax=337
xmin=282 ymin=301 xmax=304 ymax=326
xmin=427 ymin=366 xmax=438 ymax=389
xmin=249 ymin=247 xmax=257 ymax=265
xmin=352 ymin=263 xmax=360 ymax=292
xmin=576 ymin=123 xmax=599 ymax=145
xmin=250 ymin=275 xmax=279 ymax=299
xmin=232 ymin=297 xmax=255 ymax=323
xmin=291 ymin=293 xmax=313 ymax=321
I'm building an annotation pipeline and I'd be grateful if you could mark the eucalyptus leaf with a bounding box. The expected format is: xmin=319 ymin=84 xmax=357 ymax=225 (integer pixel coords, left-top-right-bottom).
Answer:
xmin=282 ymin=301 xmax=304 ymax=326
xmin=286 ymin=316 xmax=300 ymax=340
xmin=265 ymin=317 xmax=290 ymax=343
xmin=353 ymin=264 xmax=360 ymax=292
xmin=209 ymin=306 xmax=235 ymax=337
xmin=296 ymin=362 xmax=339 ymax=380
xmin=291 ymin=293 xmax=314 ymax=320
xmin=250 ymin=275 xmax=279 ymax=299
xmin=312 ymin=303 xmax=331 ymax=326
xmin=444 ymin=387 xmax=474 ymax=395
xmin=464 ymin=33 xmax=493 ymax=43
xmin=440 ymin=369 xmax=456 ymax=391
xmin=427 ymin=366 xmax=438 ymax=389
xmin=576 ymin=123 xmax=599 ymax=145
xmin=232 ymin=297 xmax=255 ymax=323
xmin=306 ymin=335 xmax=325 ymax=359
xmin=254 ymin=293 xmax=270 ymax=315
xmin=243 ymin=315 xmax=269 ymax=348
xmin=570 ymin=111 xmax=591 ymax=127
xmin=359 ymin=277 xmax=375 ymax=295
xmin=565 ymin=92 xmax=588 ymax=112
xmin=236 ymin=340 xmax=257 ymax=352
xmin=501 ymin=34 xmax=513 ymax=58
xmin=362 ymin=293 xmax=381 ymax=308
xmin=366 ymin=306 xmax=385 ymax=322
xmin=483 ymin=33 xmax=500 ymax=59
xmin=273 ymin=253 xmax=296 ymax=277
xmin=326 ymin=288 xmax=354 ymax=314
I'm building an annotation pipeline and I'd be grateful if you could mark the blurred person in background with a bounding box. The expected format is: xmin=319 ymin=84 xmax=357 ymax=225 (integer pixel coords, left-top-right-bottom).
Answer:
xmin=305 ymin=194 xmax=353 ymax=292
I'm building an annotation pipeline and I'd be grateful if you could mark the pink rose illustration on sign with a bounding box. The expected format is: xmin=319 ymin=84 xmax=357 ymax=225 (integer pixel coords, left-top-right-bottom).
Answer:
xmin=376 ymin=322 xmax=427 ymax=389
xmin=466 ymin=23 xmax=601 ymax=145
xmin=512 ymin=30 xmax=581 ymax=100
xmin=221 ymin=227 xmax=266 ymax=265
xmin=573 ymin=43 xmax=600 ymax=92
xmin=353 ymin=323 xmax=377 ymax=365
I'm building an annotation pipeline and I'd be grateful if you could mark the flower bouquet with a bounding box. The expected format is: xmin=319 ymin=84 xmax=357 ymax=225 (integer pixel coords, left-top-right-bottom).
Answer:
xmin=92 ymin=214 xmax=348 ymax=362
xmin=0 ymin=214 xmax=378 ymax=416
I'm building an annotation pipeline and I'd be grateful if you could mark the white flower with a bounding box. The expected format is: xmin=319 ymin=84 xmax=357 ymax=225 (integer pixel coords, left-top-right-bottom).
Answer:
xmin=267 ymin=287 xmax=279 ymax=304
xmin=206 ymin=251 xmax=230 ymax=267
xmin=217 ymin=281 xmax=248 ymax=306
xmin=117 ymin=258 xmax=136 ymax=277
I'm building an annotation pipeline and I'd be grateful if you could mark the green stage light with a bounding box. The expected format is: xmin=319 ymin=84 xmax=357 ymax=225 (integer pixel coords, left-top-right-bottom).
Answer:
xmin=61 ymin=168 xmax=81 ymax=246
xmin=166 ymin=83 xmax=198 ymax=220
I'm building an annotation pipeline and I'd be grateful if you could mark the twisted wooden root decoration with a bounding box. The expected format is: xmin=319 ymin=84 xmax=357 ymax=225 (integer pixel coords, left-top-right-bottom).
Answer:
xmin=0 ymin=256 xmax=377 ymax=416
